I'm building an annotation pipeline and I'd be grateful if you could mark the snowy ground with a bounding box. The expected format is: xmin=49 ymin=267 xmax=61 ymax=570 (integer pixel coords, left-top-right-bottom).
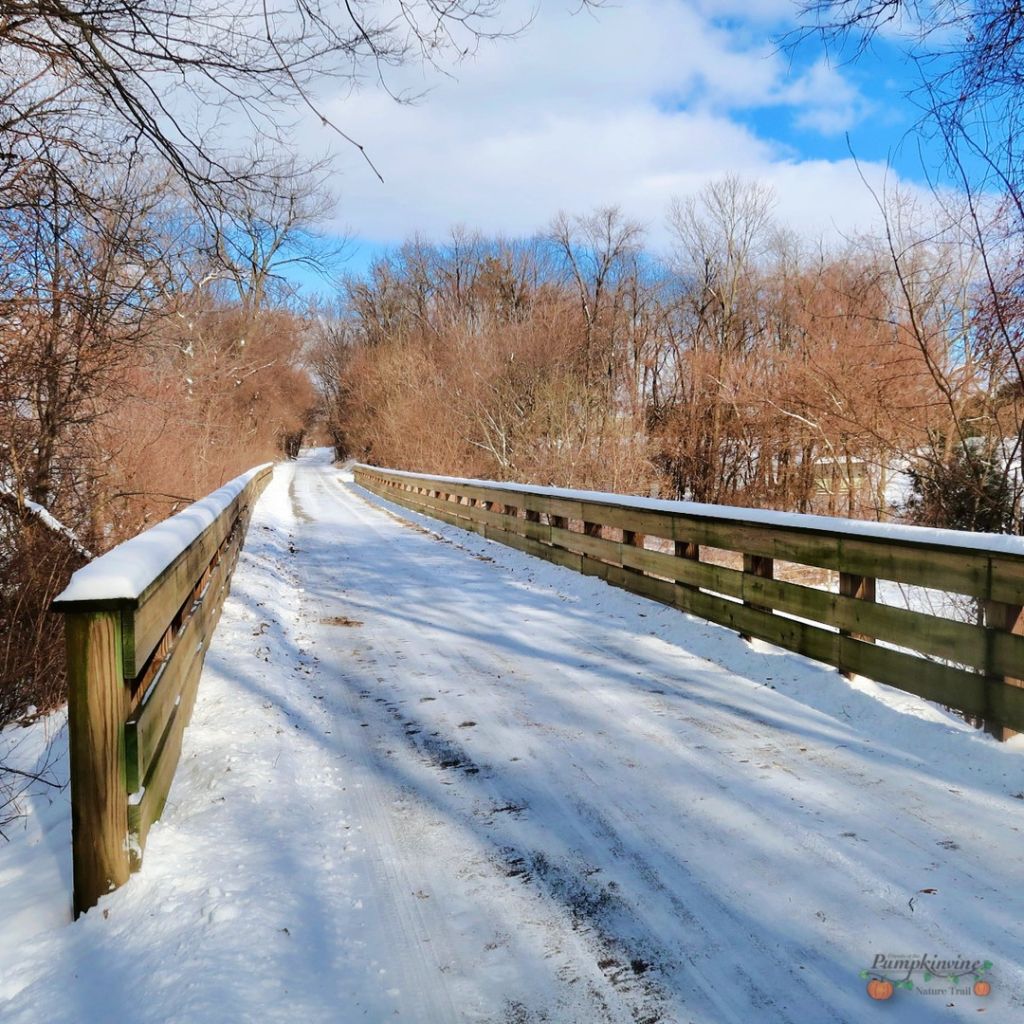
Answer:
xmin=1 ymin=449 xmax=1022 ymax=1022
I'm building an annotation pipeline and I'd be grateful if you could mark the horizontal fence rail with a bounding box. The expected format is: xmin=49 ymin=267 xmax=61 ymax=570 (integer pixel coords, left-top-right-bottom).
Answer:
xmin=354 ymin=464 xmax=1024 ymax=742
xmin=52 ymin=464 xmax=272 ymax=916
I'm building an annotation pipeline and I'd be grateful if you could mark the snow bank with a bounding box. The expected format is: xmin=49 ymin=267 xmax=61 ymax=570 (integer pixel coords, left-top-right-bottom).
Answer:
xmin=53 ymin=465 xmax=272 ymax=606
xmin=360 ymin=464 xmax=1024 ymax=558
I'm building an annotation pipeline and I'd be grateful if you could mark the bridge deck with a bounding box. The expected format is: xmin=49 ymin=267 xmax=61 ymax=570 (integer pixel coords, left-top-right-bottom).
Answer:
xmin=2 ymin=450 xmax=1022 ymax=1023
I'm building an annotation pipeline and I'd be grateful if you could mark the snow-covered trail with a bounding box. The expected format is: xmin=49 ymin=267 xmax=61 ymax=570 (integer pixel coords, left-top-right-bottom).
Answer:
xmin=1 ymin=450 xmax=1022 ymax=1023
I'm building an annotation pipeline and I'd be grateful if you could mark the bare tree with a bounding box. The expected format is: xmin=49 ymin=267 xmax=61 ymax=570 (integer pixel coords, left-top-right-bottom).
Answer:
xmin=204 ymin=156 xmax=346 ymax=314
xmin=793 ymin=1 xmax=1024 ymax=533
xmin=0 ymin=0 xmax=598 ymax=209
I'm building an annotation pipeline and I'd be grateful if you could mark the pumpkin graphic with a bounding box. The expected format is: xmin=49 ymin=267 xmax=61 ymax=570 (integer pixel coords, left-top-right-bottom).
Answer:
xmin=867 ymin=978 xmax=895 ymax=1000
xmin=974 ymin=980 xmax=991 ymax=997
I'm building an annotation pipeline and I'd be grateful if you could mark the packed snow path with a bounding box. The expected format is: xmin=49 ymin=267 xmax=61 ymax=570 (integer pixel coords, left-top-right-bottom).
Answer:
xmin=2 ymin=450 xmax=1023 ymax=1023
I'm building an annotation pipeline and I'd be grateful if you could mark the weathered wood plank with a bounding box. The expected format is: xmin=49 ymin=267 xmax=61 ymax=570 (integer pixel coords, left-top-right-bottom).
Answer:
xmin=355 ymin=465 xmax=1024 ymax=738
xmin=983 ymin=600 xmax=1024 ymax=739
xmin=126 ymin=569 xmax=233 ymax=866
xmin=834 ymin=637 xmax=1017 ymax=724
xmin=740 ymin=574 xmax=990 ymax=671
xmin=839 ymin=572 xmax=876 ymax=643
xmin=741 ymin=553 xmax=774 ymax=641
xmin=547 ymin=524 xmax=617 ymax=563
xmin=124 ymin=534 xmax=237 ymax=794
xmin=521 ymin=494 xmax=584 ymax=521
xmin=990 ymin=558 xmax=1024 ymax=606
xmin=122 ymin=468 xmax=271 ymax=675
xmin=56 ymin=465 xmax=271 ymax=906
xmin=126 ymin=651 xmax=199 ymax=863
xmin=579 ymin=501 xmax=675 ymax=538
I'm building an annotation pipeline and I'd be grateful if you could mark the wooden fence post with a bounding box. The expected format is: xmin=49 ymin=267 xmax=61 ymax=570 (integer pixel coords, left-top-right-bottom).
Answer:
xmin=741 ymin=553 xmax=774 ymax=642
xmin=55 ymin=464 xmax=273 ymax=914
xmin=66 ymin=609 xmax=131 ymax=917
xmin=984 ymin=600 xmax=1024 ymax=740
xmin=839 ymin=572 xmax=877 ymax=679
xmin=675 ymin=539 xmax=700 ymax=591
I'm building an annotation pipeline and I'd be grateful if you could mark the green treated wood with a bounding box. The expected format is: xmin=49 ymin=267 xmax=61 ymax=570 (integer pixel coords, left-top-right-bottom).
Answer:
xmin=66 ymin=611 xmax=130 ymax=917
xmin=602 ymin=562 xmax=675 ymax=604
xmin=741 ymin=553 xmax=774 ymax=641
xmin=834 ymin=637 xmax=1016 ymax=722
xmin=355 ymin=464 xmax=1024 ymax=737
xmin=521 ymin=494 xmax=584 ymax=521
xmin=838 ymin=537 xmax=989 ymax=601
xmin=990 ymin=559 xmax=1024 ymax=606
xmin=839 ymin=572 xmax=876 ymax=651
xmin=127 ymin=551 xmax=235 ymax=866
xmin=369 ymin=470 xmax=1013 ymax=672
xmin=522 ymin=519 xmax=552 ymax=543
xmin=397 ymin=488 xmax=522 ymax=535
xmin=126 ymin=656 xmax=196 ymax=864
xmin=982 ymin=600 xmax=1024 ymax=738
xmin=663 ymin=513 xmax=995 ymax=599
xmin=676 ymin=585 xmax=842 ymax=665
xmin=618 ymin=543 xmax=686 ymax=581
xmin=124 ymin=536 xmax=237 ymax=794
xmin=397 ymin=492 xmax=495 ymax=537
xmin=482 ymin=525 xmax=555 ymax=562
xmin=549 ymin=525 xmax=620 ymax=563
xmin=56 ymin=465 xmax=272 ymax=897
xmin=674 ymin=539 xmax=700 ymax=592
xmin=739 ymin=573 xmax=990 ymax=671
xmin=375 ymin=473 xmax=505 ymax=508
xmin=357 ymin=465 xmax=1024 ymax=593
xmin=121 ymin=467 xmax=271 ymax=675
xmin=578 ymin=501 xmax=675 ymax=538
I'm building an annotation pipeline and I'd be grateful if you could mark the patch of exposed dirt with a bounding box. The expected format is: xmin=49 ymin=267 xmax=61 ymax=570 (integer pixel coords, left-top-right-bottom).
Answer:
xmin=320 ymin=615 xmax=363 ymax=627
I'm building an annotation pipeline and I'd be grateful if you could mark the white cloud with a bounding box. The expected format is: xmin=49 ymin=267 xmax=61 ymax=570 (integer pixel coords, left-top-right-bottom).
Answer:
xmin=294 ymin=0 xmax=905 ymax=252
xmin=784 ymin=59 xmax=869 ymax=135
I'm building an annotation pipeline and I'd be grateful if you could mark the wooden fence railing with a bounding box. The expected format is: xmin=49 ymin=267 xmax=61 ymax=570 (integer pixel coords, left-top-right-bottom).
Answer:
xmin=52 ymin=464 xmax=272 ymax=916
xmin=354 ymin=464 xmax=1024 ymax=742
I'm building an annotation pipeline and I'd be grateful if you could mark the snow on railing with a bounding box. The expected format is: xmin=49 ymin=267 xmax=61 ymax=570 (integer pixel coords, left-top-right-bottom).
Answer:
xmin=51 ymin=464 xmax=273 ymax=917
xmin=355 ymin=464 xmax=1024 ymax=744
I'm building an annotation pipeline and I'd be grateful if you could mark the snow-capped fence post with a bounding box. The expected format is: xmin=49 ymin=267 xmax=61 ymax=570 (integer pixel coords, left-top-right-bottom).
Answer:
xmin=352 ymin=463 xmax=1024 ymax=741
xmin=53 ymin=464 xmax=273 ymax=916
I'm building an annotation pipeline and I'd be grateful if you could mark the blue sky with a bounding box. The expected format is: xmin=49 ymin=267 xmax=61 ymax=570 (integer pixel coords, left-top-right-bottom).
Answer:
xmin=283 ymin=0 xmax=946 ymax=289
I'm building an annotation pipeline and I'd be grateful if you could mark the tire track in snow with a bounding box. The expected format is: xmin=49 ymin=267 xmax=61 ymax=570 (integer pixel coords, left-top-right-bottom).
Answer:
xmin=291 ymin=459 xmax=1023 ymax=1022
xmin=311 ymin=473 xmax=665 ymax=1022
xmin=319 ymin=476 xmax=814 ymax=1021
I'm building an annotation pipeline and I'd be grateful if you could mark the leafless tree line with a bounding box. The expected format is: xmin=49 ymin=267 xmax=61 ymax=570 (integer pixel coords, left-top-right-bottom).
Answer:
xmin=0 ymin=152 xmax=324 ymax=727
xmin=313 ymin=177 xmax=1023 ymax=535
